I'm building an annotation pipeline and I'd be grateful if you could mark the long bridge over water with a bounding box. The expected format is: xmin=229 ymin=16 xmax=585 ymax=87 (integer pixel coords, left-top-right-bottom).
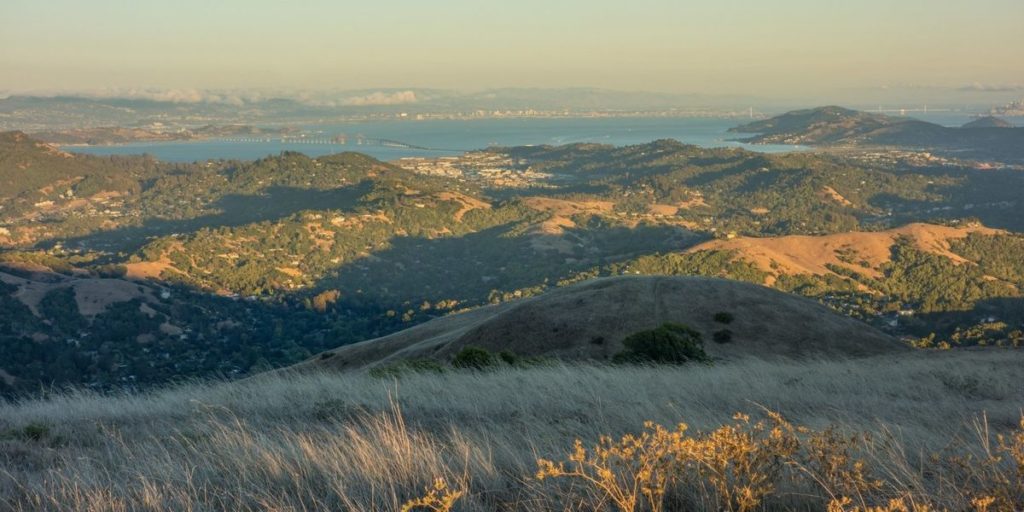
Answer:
xmin=871 ymin=106 xmax=953 ymax=116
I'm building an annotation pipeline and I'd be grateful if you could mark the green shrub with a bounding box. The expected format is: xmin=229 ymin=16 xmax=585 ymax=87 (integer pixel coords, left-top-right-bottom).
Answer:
xmin=1 ymin=423 xmax=51 ymax=442
xmin=713 ymin=312 xmax=735 ymax=324
xmin=22 ymin=423 xmax=50 ymax=442
xmin=452 ymin=346 xmax=497 ymax=369
xmin=713 ymin=329 xmax=734 ymax=343
xmin=613 ymin=323 xmax=708 ymax=364
xmin=498 ymin=350 xmax=520 ymax=365
xmin=311 ymin=398 xmax=353 ymax=421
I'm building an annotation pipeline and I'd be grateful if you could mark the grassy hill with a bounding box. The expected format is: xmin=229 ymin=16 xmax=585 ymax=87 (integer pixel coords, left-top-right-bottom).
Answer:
xmin=729 ymin=106 xmax=900 ymax=144
xmin=298 ymin=275 xmax=904 ymax=373
xmin=962 ymin=116 xmax=1015 ymax=129
xmin=685 ymin=223 xmax=1004 ymax=285
xmin=598 ymin=226 xmax=1024 ymax=347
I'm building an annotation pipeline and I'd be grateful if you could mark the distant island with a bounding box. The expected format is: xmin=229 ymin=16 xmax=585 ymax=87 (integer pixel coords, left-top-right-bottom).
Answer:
xmin=730 ymin=106 xmax=1023 ymax=161
xmin=963 ymin=115 xmax=1016 ymax=129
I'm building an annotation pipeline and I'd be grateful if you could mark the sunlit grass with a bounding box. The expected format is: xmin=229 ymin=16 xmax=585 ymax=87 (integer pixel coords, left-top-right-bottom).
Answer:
xmin=1 ymin=350 xmax=1022 ymax=511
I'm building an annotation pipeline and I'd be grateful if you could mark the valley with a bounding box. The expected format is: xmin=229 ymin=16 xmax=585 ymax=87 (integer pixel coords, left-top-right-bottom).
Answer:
xmin=2 ymin=112 xmax=1024 ymax=393
xmin=5 ymin=2 xmax=1024 ymax=509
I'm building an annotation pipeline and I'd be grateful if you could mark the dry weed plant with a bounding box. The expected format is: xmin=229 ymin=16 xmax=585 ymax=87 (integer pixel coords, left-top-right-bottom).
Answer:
xmin=401 ymin=478 xmax=466 ymax=512
xmin=536 ymin=411 xmax=1024 ymax=512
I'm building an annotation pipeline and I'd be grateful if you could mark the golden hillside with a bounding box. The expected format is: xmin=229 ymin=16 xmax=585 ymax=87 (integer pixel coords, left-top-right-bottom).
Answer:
xmin=688 ymin=223 xmax=1003 ymax=285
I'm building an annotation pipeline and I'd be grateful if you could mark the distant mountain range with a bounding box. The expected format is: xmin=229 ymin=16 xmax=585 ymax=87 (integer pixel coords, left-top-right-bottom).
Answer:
xmin=729 ymin=106 xmax=1024 ymax=161
xmin=0 ymin=88 xmax=763 ymax=131
xmin=29 ymin=124 xmax=299 ymax=145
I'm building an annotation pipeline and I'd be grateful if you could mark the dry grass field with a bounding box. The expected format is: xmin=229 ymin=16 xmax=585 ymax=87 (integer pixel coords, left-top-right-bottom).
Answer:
xmin=2 ymin=350 xmax=1022 ymax=511
xmin=686 ymin=223 xmax=1003 ymax=282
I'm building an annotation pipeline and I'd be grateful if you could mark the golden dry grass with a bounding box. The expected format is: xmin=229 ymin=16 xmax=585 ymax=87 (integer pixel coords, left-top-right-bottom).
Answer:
xmin=0 ymin=270 xmax=158 ymax=317
xmin=436 ymin=192 xmax=491 ymax=222
xmin=1 ymin=350 xmax=1022 ymax=511
xmin=687 ymin=223 xmax=1003 ymax=281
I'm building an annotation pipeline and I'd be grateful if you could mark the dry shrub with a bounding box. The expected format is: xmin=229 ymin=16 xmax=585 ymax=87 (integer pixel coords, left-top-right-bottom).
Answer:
xmin=401 ymin=478 xmax=465 ymax=512
xmin=536 ymin=412 xmax=805 ymax=511
xmin=825 ymin=495 xmax=1006 ymax=512
xmin=536 ymin=421 xmax=687 ymax=512
xmin=536 ymin=412 xmax=1024 ymax=512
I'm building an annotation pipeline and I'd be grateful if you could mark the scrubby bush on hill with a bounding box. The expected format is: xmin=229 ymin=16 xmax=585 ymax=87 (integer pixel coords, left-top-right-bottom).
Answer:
xmin=0 ymin=423 xmax=52 ymax=443
xmin=713 ymin=312 xmax=734 ymax=324
xmin=613 ymin=323 xmax=709 ymax=364
xmin=498 ymin=350 xmax=521 ymax=365
xmin=713 ymin=329 xmax=734 ymax=343
xmin=452 ymin=346 xmax=498 ymax=369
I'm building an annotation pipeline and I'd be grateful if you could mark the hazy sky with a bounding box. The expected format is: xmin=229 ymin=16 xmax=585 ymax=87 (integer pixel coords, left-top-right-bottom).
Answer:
xmin=2 ymin=0 xmax=1022 ymax=100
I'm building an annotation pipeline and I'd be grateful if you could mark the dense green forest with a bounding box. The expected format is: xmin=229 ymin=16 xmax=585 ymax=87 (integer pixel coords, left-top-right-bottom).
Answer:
xmin=0 ymin=274 xmax=417 ymax=395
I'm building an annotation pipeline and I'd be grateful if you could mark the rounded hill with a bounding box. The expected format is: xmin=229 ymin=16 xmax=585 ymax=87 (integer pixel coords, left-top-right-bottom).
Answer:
xmin=962 ymin=116 xmax=1015 ymax=129
xmin=298 ymin=276 xmax=907 ymax=372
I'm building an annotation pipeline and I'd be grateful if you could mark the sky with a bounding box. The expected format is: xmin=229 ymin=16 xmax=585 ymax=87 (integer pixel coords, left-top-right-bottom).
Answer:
xmin=2 ymin=0 xmax=1023 ymax=103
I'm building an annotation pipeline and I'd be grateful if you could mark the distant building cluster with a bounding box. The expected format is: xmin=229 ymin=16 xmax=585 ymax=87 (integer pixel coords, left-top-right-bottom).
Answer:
xmin=396 ymin=152 xmax=554 ymax=189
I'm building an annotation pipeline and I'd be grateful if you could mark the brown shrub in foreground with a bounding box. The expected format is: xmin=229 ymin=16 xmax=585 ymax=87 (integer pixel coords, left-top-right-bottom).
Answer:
xmin=532 ymin=412 xmax=1024 ymax=512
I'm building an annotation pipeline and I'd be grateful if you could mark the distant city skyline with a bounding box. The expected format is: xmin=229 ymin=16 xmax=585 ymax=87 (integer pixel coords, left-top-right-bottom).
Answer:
xmin=2 ymin=0 xmax=1022 ymax=104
